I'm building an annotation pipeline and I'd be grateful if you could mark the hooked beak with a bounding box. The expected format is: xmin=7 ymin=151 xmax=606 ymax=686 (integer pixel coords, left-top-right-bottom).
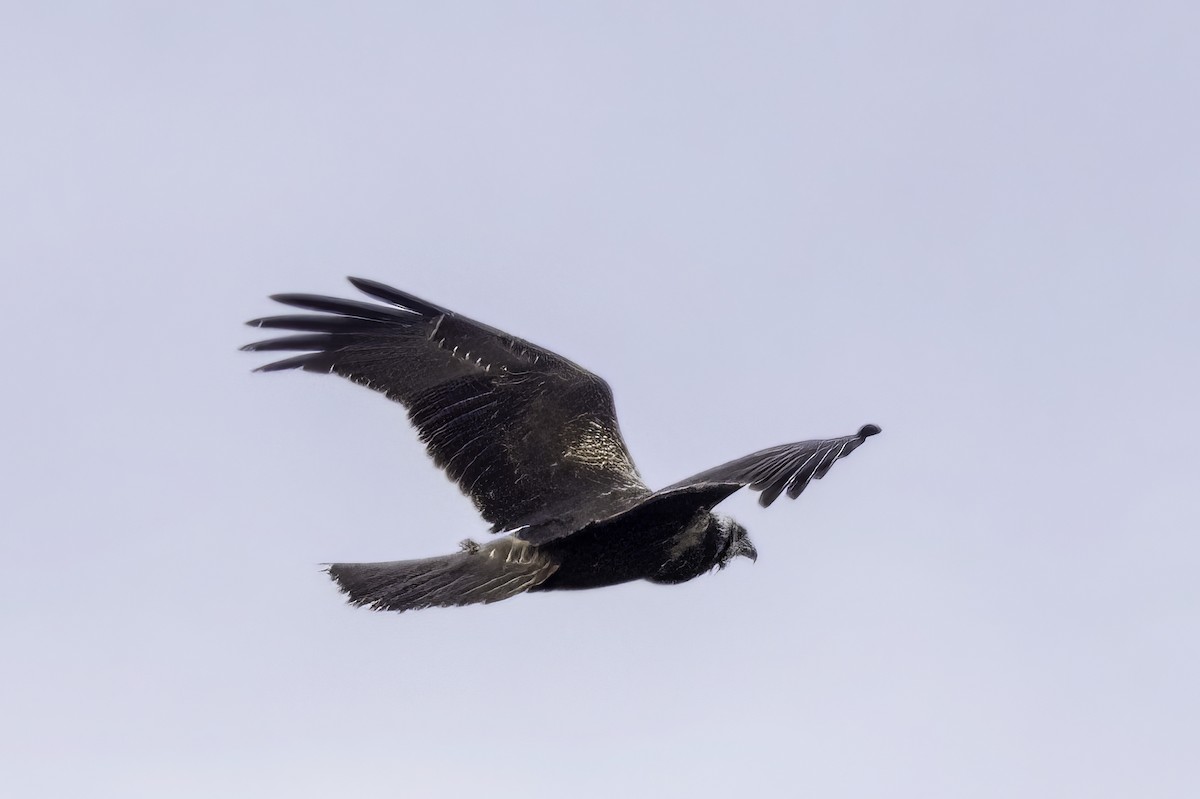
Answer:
xmin=738 ymin=539 xmax=758 ymax=563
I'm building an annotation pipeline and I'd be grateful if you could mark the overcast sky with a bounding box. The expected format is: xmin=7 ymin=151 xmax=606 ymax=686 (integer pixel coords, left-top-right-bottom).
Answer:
xmin=2 ymin=3 xmax=1197 ymax=797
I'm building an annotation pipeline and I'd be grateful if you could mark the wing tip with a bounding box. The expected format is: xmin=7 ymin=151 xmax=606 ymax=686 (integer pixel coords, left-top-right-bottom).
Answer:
xmin=346 ymin=276 xmax=443 ymax=317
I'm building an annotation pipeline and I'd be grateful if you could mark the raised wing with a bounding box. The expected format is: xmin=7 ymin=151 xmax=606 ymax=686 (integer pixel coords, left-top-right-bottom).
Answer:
xmin=661 ymin=424 xmax=881 ymax=508
xmin=242 ymin=278 xmax=650 ymax=532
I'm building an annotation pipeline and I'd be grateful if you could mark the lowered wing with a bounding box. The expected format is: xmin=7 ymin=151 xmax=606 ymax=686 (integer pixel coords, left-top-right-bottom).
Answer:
xmin=658 ymin=424 xmax=882 ymax=508
xmin=243 ymin=278 xmax=651 ymax=533
xmin=520 ymin=424 xmax=882 ymax=547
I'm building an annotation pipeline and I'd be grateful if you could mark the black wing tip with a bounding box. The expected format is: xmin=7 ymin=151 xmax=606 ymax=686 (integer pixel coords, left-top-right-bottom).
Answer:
xmin=346 ymin=276 xmax=445 ymax=317
xmin=858 ymin=424 xmax=882 ymax=439
xmin=346 ymin=275 xmax=383 ymax=291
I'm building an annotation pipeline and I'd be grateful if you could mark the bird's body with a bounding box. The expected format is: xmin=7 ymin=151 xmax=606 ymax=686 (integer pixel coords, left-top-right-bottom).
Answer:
xmin=243 ymin=278 xmax=879 ymax=612
xmin=538 ymin=504 xmax=739 ymax=590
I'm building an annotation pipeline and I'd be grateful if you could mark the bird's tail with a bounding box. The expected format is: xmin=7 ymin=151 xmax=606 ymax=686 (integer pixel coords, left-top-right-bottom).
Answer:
xmin=325 ymin=537 xmax=558 ymax=613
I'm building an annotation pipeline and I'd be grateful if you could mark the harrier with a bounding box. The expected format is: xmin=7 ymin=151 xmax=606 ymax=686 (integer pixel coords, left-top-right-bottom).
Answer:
xmin=243 ymin=278 xmax=880 ymax=612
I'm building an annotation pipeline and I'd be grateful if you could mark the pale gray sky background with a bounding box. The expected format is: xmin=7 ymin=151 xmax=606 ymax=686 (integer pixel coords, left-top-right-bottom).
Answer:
xmin=2 ymin=3 xmax=1198 ymax=797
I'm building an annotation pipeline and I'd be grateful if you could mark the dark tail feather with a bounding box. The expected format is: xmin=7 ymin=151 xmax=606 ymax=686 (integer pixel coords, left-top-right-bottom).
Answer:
xmin=325 ymin=538 xmax=558 ymax=613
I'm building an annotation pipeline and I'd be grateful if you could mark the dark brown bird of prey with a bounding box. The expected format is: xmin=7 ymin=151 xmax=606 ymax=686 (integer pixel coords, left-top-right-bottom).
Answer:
xmin=243 ymin=278 xmax=880 ymax=612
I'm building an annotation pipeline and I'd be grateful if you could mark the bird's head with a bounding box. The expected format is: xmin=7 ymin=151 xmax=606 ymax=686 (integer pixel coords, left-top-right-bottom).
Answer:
xmin=715 ymin=515 xmax=757 ymax=568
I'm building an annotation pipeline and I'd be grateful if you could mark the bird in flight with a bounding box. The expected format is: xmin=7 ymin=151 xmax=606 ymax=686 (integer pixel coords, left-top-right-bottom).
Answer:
xmin=243 ymin=278 xmax=880 ymax=613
